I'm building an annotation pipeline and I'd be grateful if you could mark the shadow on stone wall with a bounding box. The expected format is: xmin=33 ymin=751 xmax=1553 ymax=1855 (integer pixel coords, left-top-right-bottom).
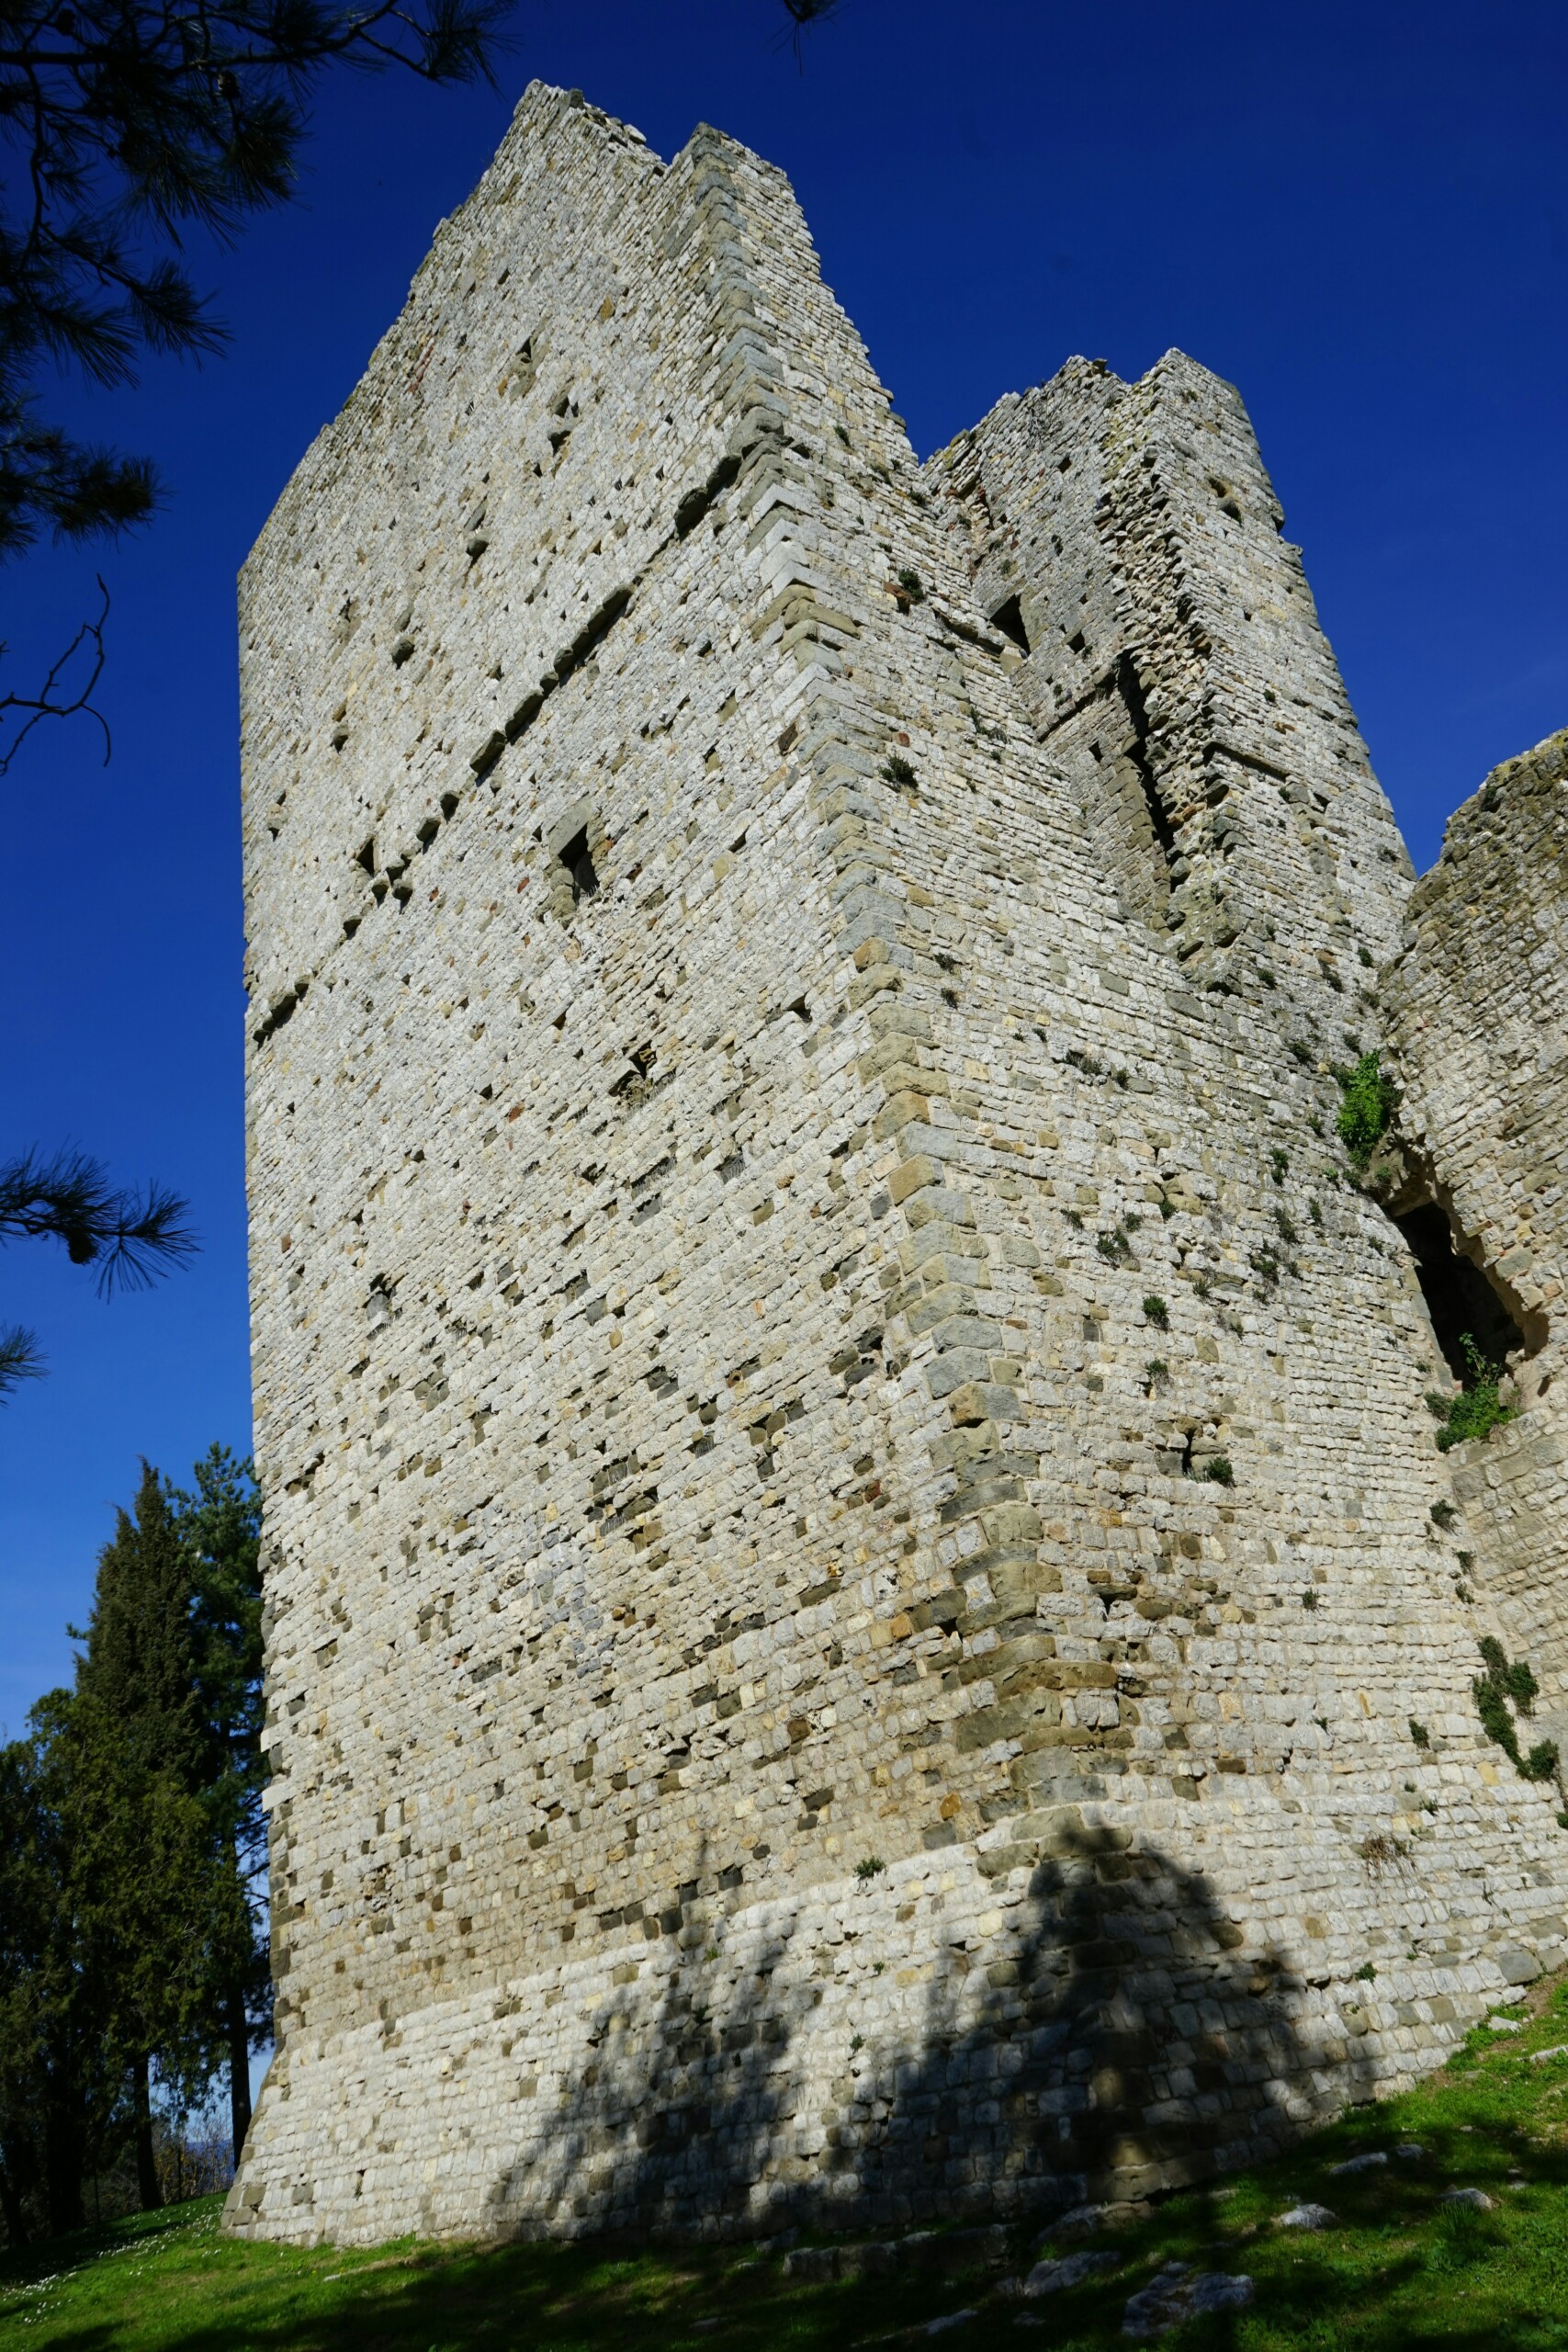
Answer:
xmin=488 ymin=1816 xmax=1374 ymax=2243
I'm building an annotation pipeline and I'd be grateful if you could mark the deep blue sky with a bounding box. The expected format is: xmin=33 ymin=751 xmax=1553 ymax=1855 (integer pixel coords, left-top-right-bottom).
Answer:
xmin=3 ymin=0 xmax=1564 ymax=1728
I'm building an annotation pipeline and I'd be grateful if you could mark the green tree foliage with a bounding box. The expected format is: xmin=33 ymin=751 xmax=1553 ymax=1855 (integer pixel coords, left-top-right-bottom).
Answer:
xmin=67 ymin=1465 xmax=239 ymax=2209
xmin=0 ymin=1697 xmax=117 ymax=2240
xmin=1334 ymin=1049 xmax=1398 ymax=1169
xmin=0 ymin=1451 xmax=265 ymax=2243
xmin=166 ymin=1447 xmax=266 ymax=2157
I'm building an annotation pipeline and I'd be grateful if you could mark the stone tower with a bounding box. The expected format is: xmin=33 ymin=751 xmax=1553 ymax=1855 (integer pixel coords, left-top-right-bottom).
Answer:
xmin=228 ymin=85 xmax=1568 ymax=2246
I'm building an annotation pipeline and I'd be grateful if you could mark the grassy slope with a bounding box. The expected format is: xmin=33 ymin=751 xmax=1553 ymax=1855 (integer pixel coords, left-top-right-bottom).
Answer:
xmin=9 ymin=1981 xmax=1568 ymax=2351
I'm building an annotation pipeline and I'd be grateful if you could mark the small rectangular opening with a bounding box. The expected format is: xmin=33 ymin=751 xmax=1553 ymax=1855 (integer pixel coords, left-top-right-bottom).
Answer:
xmin=988 ymin=594 xmax=1031 ymax=654
xmin=558 ymin=829 xmax=600 ymax=903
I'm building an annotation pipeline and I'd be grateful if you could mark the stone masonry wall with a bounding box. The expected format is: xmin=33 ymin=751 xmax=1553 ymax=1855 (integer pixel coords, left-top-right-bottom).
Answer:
xmin=924 ymin=356 xmax=1413 ymax=988
xmin=227 ymin=85 xmax=1568 ymax=2250
xmin=1380 ymin=729 xmax=1568 ymax=1719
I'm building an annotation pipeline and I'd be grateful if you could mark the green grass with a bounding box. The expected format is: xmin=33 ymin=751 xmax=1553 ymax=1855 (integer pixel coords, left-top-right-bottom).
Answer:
xmin=12 ymin=1978 xmax=1568 ymax=2348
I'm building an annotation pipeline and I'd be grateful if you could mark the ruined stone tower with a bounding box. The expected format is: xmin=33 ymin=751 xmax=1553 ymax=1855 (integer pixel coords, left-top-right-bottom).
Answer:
xmin=228 ymin=85 xmax=1568 ymax=2246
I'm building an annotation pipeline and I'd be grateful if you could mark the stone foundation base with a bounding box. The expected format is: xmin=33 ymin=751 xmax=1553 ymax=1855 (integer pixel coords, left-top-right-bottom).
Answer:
xmin=227 ymin=1792 xmax=1560 ymax=2246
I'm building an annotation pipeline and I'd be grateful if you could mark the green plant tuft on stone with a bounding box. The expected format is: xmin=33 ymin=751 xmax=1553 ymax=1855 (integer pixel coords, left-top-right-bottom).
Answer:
xmin=881 ymin=752 xmax=917 ymax=787
xmin=1202 ymin=1455 xmax=1234 ymax=1487
xmin=855 ymin=1855 xmax=886 ymax=1881
xmin=1427 ymin=1336 xmax=1516 ymax=1453
xmin=1474 ymin=1637 xmax=1555 ymax=1780
xmin=1410 ymin=1719 xmax=1430 ymax=1747
xmin=1335 ymin=1049 xmax=1397 ymax=1167
xmin=1143 ymin=1294 xmax=1168 ymax=1329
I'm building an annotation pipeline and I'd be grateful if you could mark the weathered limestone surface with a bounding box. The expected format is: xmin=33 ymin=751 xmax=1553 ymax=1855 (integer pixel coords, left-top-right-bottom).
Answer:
xmin=925 ymin=356 xmax=1413 ymax=971
xmin=1381 ymin=729 xmax=1568 ymax=1716
xmin=227 ymin=84 xmax=1568 ymax=2249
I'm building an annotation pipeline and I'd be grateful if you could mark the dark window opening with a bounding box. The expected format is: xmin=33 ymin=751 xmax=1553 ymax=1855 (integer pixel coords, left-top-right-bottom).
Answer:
xmin=558 ymin=828 xmax=600 ymax=904
xmin=675 ymin=452 xmax=741 ymax=539
xmin=1393 ymin=1202 xmax=1528 ymax=1379
xmin=610 ymin=1043 xmax=657 ymax=1102
xmin=989 ymin=594 xmax=1031 ymax=653
xmin=1116 ymin=653 xmax=1178 ymax=868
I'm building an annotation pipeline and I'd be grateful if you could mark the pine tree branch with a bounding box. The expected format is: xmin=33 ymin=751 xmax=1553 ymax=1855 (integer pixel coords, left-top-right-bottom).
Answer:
xmin=0 ymin=1146 xmax=197 ymax=1294
xmin=0 ymin=1321 xmax=45 ymax=1397
xmin=777 ymin=0 xmax=840 ymax=64
xmin=0 ymin=0 xmax=514 ymax=564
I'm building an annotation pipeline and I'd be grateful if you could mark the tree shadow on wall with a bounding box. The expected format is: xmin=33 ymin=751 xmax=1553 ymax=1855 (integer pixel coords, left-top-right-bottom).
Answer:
xmin=488 ymin=1815 xmax=1377 ymax=2243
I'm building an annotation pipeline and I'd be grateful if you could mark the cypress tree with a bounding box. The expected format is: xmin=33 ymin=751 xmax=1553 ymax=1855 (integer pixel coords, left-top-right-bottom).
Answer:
xmin=167 ymin=1448 xmax=266 ymax=2162
xmin=66 ymin=1464 xmax=221 ymax=2209
xmin=0 ymin=1450 xmax=265 ymax=2240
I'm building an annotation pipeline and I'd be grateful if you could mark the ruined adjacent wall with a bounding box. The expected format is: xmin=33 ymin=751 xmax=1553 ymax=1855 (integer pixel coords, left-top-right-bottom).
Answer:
xmin=925 ymin=356 xmax=1412 ymax=977
xmin=1381 ymin=729 xmax=1568 ymax=1720
xmin=227 ymin=85 xmax=1568 ymax=2250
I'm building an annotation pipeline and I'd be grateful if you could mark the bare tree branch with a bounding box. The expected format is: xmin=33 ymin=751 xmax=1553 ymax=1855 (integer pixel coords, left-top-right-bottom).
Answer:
xmin=0 ymin=573 xmax=109 ymax=774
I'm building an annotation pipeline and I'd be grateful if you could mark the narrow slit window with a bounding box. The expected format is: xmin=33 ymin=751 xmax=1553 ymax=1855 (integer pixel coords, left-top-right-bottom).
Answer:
xmin=1115 ymin=653 xmax=1178 ymax=869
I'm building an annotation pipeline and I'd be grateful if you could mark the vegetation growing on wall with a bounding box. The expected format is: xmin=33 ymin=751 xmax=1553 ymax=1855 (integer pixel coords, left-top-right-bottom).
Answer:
xmin=1472 ymin=1637 xmax=1558 ymax=1781
xmin=1428 ymin=1336 xmax=1516 ymax=1453
xmin=1335 ymin=1050 xmax=1398 ymax=1168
